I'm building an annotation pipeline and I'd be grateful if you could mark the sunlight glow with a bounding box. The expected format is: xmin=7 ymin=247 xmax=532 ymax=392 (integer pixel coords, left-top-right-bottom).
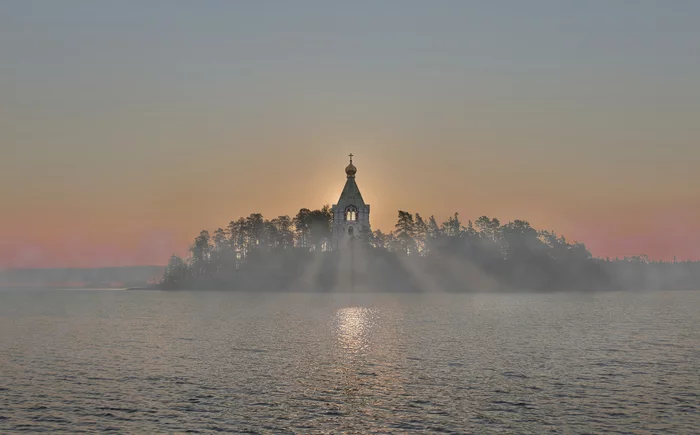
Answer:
xmin=334 ymin=307 xmax=375 ymax=353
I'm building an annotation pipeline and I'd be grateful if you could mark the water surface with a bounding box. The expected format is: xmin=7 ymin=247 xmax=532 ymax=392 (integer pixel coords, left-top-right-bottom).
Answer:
xmin=1 ymin=289 xmax=698 ymax=433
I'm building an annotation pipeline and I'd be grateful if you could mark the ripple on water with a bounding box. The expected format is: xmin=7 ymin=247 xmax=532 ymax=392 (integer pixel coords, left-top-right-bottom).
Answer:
xmin=0 ymin=290 xmax=699 ymax=433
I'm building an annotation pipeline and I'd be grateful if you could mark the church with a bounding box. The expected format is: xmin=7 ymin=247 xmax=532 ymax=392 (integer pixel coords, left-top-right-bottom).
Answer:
xmin=331 ymin=154 xmax=371 ymax=249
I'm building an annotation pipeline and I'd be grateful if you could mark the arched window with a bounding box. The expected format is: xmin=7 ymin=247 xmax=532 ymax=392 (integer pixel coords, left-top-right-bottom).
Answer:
xmin=345 ymin=205 xmax=357 ymax=222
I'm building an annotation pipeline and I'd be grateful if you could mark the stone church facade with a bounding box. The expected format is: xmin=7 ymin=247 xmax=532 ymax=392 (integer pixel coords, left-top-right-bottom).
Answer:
xmin=331 ymin=154 xmax=370 ymax=250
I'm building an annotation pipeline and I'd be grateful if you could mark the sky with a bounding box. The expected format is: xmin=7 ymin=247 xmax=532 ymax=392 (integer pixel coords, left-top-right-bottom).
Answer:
xmin=1 ymin=1 xmax=699 ymax=268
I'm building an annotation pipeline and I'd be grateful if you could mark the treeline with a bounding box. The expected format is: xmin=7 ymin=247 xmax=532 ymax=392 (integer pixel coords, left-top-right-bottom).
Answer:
xmin=160 ymin=208 xmax=700 ymax=292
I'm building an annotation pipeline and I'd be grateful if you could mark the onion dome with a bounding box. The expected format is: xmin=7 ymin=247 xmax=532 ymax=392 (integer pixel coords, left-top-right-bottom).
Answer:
xmin=345 ymin=162 xmax=357 ymax=177
xmin=345 ymin=153 xmax=357 ymax=178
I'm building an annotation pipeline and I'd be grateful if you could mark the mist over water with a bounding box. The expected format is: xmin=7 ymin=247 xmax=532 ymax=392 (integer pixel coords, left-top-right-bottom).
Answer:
xmin=160 ymin=208 xmax=700 ymax=293
xmin=1 ymin=288 xmax=698 ymax=433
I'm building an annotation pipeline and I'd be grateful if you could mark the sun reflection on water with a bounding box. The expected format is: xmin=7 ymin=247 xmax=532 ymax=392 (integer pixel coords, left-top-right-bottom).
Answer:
xmin=331 ymin=304 xmax=410 ymax=424
xmin=334 ymin=306 xmax=375 ymax=354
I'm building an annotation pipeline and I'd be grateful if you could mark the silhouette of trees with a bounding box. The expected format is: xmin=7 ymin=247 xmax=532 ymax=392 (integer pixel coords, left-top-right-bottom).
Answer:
xmin=271 ymin=215 xmax=295 ymax=249
xmin=394 ymin=211 xmax=416 ymax=255
xmin=413 ymin=213 xmax=428 ymax=255
xmin=161 ymin=254 xmax=189 ymax=289
xmin=424 ymin=215 xmax=441 ymax=256
xmin=189 ymin=230 xmax=211 ymax=277
xmin=159 ymin=207 xmax=700 ymax=292
xmin=309 ymin=205 xmax=333 ymax=251
xmin=371 ymin=229 xmax=389 ymax=250
xmin=245 ymin=213 xmax=264 ymax=252
xmin=210 ymin=228 xmax=228 ymax=273
xmin=441 ymin=212 xmax=462 ymax=238
xmin=293 ymin=208 xmax=312 ymax=248
xmin=227 ymin=218 xmax=245 ymax=260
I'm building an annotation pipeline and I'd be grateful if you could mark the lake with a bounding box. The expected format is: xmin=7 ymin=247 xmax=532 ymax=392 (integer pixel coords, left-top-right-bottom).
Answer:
xmin=1 ymin=289 xmax=698 ymax=434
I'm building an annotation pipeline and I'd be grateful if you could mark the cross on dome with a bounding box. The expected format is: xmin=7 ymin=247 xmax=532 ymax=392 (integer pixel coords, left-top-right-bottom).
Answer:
xmin=345 ymin=153 xmax=357 ymax=178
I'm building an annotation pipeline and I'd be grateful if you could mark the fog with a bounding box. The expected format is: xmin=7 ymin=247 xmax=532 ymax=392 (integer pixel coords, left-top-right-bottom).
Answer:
xmin=159 ymin=209 xmax=700 ymax=292
xmin=0 ymin=266 xmax=163 ymax=289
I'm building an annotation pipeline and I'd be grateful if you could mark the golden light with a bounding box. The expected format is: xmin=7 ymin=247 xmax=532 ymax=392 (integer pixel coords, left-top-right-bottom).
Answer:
xmin=334 ymin=306 xmax=375 ymax=354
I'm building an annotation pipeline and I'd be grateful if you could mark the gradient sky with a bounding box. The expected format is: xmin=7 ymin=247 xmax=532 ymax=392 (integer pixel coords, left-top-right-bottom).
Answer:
xmin=1 ymin=1 xmax=699 ymax=268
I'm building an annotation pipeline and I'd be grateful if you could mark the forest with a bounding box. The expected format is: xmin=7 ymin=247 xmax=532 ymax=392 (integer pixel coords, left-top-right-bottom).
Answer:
xmin=160 ymin=207 xmax=700 ymax=292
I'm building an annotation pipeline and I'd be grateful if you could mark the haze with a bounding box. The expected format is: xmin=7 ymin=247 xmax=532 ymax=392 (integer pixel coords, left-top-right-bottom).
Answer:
xmin=1 ymin=1 xmax=698 ymax=268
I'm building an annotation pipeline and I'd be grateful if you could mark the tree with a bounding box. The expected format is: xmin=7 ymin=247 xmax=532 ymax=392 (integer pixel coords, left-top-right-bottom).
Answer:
xmin=189 ymin=230 xmax=211 ymax=277
xmin=500 ymin=220 xmax=547 ymax=266
xmin=263 ymin=219 xmax=279 ymax=249
xmin=372 ymin=229 xmax=389 ymax=249
xmin=227 ymin=218 xmax=247 ymax=261
xmin=271 ymin=215 xmax=295 ymax=249
xmin=244 ymin=213 xmax=265 ymax=251
xmin=161 ymin=254 xmax=190 ymax=288
xmin=356 ymin=224 xmax=372 ymax=246
xmin=441 ymin=212 xmax=462 ymax=237
xmin=465 ymin=220 xmax=476 ymax=237
xmin=294 ymin=208 xmax=312 ymax=248
xmin=474 ymin=216 xmax=504 ymax=261
xmin=211 ymin=228 xmax=229 ymax=272
xmin=475 ymin=216 xmax=501 ymax=242
xmin=213 ymin=228 xmax=228 ymax=250
xmin=395 ymin=210 xmax=416 ymax=255
xmin=424 ymin=215 xmax=441 ymax=255
xmin=414 ymin=213 xmax=428 ymax=255
xmin=309 ymin=205 xmax=333 ymax=251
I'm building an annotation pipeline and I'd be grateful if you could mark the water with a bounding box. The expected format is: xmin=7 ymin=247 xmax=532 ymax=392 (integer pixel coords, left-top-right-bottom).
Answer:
xmin=1 ymin=289 xmax=698 ymax=434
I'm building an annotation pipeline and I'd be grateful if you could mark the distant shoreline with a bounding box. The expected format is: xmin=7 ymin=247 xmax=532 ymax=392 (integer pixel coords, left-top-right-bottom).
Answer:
xmin=124 ymin=285 xmax=161 ymax=291
xmin=0 ymin=284 xmax=160 ymax=291
xmin=0 ymin=265 xmax=164 ymax=290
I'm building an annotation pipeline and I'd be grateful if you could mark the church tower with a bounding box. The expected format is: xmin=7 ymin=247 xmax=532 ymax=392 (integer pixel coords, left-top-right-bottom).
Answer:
xmin=332 ymin=154 xmax=370 ymax=249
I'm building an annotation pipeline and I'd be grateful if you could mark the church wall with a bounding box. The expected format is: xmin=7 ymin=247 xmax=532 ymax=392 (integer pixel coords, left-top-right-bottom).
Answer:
xmin=331 ymin=204 xmax=370 ymax=250
xmin=331 ymin=156 xmax=371 ymax=250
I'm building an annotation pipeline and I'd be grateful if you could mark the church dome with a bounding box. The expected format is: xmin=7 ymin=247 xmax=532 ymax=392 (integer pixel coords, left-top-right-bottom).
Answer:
xmin=345 ymin=162 xmax=357 ymax=177
xmin=345 ymin=153 xmax=357 ymax=177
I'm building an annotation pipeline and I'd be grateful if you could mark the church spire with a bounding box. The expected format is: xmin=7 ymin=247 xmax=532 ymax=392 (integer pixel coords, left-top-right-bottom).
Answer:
xmin=332 ymin=153 xmax=370 ymax=250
